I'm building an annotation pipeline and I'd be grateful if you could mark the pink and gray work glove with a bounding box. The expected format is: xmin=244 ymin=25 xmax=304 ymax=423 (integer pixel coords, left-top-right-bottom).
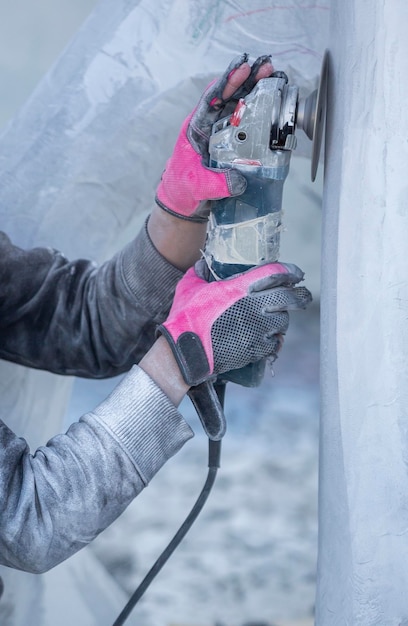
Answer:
xmin=155 ymin=53 xmax=273 ymax=222
xmin=158 ymin=261 xmax=312 ymax=386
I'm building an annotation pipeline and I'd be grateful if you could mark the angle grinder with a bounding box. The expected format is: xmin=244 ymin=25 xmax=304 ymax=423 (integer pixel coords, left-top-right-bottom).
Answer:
xmin=205 ymin=50 xmax=329 ymax=386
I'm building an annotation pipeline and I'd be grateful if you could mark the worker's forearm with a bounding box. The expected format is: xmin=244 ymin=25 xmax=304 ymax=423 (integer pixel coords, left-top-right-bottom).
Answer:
xmin=139 ymin=336 xmax=190 ymax=407
xmin=0 ymin=362 xmax=193 ymax=574
xmin=0 ymin=223 xmax=183 ymax=377
xmin=148 ymin=205 xmax=207 ymax=271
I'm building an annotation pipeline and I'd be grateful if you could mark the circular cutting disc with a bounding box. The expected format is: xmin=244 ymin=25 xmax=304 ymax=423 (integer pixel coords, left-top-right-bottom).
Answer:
xmin=311 ymin=49 xmax=329 ymax=182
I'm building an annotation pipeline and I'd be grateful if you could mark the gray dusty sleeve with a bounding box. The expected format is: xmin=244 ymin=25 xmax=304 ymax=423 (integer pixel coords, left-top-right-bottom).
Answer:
xmin=0 ymin=219 xmax=183 ymax=377
xmin=0 ymin=366 xmax=193 ymax=574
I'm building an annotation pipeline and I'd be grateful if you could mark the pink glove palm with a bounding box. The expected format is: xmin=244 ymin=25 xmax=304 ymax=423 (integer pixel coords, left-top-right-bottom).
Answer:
xmin=156 ymin=54 xmax=274 ymax=222
xmin=159 ymin=261 xmax=312 ymax=386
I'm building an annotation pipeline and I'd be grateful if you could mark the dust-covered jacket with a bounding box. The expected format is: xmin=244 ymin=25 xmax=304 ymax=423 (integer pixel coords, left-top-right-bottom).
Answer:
xmin=0 ymin=220 xmax=193 ymax=573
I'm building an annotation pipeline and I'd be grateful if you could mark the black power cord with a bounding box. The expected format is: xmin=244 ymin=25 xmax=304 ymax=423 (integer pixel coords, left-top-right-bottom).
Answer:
xmin=111 ymin=438 xmax=222 ymax=626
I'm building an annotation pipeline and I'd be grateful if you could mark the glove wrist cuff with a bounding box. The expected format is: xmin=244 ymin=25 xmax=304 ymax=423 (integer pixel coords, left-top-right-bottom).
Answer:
xmin=155 ymin=196 xmax=208 ymax=223
xmin=158 ymin=325 xmax=212 ymax=386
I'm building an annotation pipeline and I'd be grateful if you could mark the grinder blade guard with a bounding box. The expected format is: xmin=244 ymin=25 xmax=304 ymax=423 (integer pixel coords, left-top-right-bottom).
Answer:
xmin=206 ymin=51 xmax=328 ymax=386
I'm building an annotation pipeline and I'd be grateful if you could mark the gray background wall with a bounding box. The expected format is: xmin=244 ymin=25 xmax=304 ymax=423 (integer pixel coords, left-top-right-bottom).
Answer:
xmin=0 ymin=0 xmax=97 ymax=130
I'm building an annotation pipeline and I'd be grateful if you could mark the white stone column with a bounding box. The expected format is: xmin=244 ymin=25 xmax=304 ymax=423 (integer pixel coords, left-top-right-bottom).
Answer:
xmin=317 ymin=1 xmax=408 ymax=623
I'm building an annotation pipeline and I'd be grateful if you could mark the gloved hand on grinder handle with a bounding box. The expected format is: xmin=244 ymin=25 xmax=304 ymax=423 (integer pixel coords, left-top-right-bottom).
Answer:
xmin=155 ymin=53 xmax=274 ymax=222
xmin=159 ymin=261 xmax=312 ymax=387
xmin=151 ymin=53 xmax=312 ymax=392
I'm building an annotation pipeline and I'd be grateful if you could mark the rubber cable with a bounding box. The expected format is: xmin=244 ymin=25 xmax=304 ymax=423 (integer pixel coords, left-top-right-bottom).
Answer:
xmin=111 ymin=438 xmax=222 ymax=626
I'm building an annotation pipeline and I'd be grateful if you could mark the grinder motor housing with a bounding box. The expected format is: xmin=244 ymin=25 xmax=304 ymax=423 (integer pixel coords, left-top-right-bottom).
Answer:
xmin=206 ymin=54 xmax=328 ymax=386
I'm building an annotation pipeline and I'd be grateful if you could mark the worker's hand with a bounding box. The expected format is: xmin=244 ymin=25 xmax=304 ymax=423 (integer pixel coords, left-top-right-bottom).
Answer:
xmin=155 ymin=53 xmax=274 ymax=222
xmin=158 ymin=261 xmax=312 ymax=386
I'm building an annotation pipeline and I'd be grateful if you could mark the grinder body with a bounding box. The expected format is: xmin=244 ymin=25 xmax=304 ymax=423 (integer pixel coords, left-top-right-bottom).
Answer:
xmin=207 ymin=75 xmax=299 ymax=386
xmin=206 ymin=50 xmax=328 ymax=387
xmin=207 ymin=75 xmax=298 ymax=279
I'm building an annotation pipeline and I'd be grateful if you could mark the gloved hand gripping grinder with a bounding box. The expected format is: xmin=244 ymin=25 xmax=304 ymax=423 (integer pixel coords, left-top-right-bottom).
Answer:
xmin=111 ymin=55 xmax=329 ymax=626
xmin=206 ymin=52 xmax=328 ymax=386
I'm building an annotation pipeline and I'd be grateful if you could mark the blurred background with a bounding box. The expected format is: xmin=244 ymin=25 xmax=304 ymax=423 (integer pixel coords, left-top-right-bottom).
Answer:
xmin=0 ymin=0 xmax=97 ymax=129
xmin=0 ymin=1 xmax=323 ymax=624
